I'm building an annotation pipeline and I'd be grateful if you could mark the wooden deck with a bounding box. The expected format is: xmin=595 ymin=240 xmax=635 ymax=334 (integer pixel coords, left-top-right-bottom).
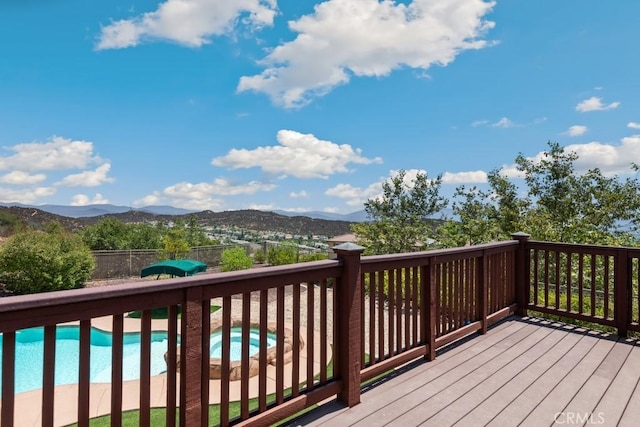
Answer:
xmin=290 ymin=317 xmax=640 ymax=426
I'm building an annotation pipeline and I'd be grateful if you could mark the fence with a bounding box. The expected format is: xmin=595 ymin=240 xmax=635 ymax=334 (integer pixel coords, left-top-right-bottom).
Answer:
xmin=91 ymin=244 xmax=248 ymax=279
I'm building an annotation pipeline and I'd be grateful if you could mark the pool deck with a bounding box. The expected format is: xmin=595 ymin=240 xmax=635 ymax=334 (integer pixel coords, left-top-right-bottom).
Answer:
xmin=7 ymin=315 xmax=326 ymax=427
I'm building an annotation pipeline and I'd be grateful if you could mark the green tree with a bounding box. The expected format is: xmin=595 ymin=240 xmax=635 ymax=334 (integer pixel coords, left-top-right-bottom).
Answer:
xmin=352 ymin=170 xmax=448 ymax=254
xmin=267 ymin=244 xmax=298 ymax=265
xmin=440 ymin=141 xmax=640 ymax=246
xmin=185 ymin=214 xmax=215 ymax=246
xmin=80 ymin=217 xmax=131 ymax=250
xmin=161 ymin=227 xmax=190 ymax=260
xmin=220 ymin=246 xmax=253 ymax=272
xmin=0 ymin=229 xmax=95 ymax=294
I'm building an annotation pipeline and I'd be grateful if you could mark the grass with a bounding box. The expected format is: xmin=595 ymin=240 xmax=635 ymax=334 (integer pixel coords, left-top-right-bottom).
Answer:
xmin=68 ymin=353 xmax=390 ymax=427
xmin=126 ymin=305 xmax=221 ymax=319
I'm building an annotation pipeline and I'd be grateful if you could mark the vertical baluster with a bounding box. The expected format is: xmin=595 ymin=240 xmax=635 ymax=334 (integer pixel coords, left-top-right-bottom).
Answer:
xmin=367 ymin=272 xmax=375 ymax=365
xmin=1 ymin=331 xmax=15 ymax=427
xmin=604 ymin=256 xmax=610 ymax=319
xmin=241 ymin=292 xmax=251 ymax=418
xmin=590 ymin=254 xmax=597 ymax=317
xmin=578 ymin=254 xmax=585 ymax=314
xmin=276 ymin=286 xmax=285 ymax=403
xmin=544 ymin=251 xmax=550 ymax=308
xmin=306 ymin=282 xmax=314 ymax=392
xmin=388 ymin=270 xmax=395 ymax=356
xmin=42 ymin=325 xmax=56 ymax=427
xmin=258 ymin=290 xmax=268 ymax=412
xmin=567 ymin=253 xmax=573 ymax=313
xmin=320 ymin=279 xmax=328 ymax=384
xmin=77 ymin=320 xmax=91 ymax=427
xmin=140 ymin=310 xmax=152 ymax=426
xmin=377 ymin=271 xmax=384 ymax=361
xmin=291 ymin=285 xmax=300 ymax=398
xmin=111 ymin=315 xmax=123 ymax=427
xmin=220 ymin=296 xmax=231 ymax=426
xmin=166 ymin=305 xmax=178 ymax=427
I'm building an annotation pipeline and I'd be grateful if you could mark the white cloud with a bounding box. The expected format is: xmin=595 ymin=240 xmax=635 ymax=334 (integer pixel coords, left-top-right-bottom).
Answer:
xmin=70 ymin=193 xmax=110 ymax=206
xmin=471 ymin=120 xmax=489 ymax=127
xmin=133 ymin=177 xmax=275 ymax=210
xmin=0 ymin=136 xmax=99 ymax=172
xmin=0 ymin=171 xmax=46 ymax=185
xmin=442 ymin=170 xmax=487 ymax=184
xmin=0 ymin=186 xmax=56 ymax=204
xmin=238 ymin=0 xmax=496 ymax=108
xmin=290 ymin=190 xmax=309 ymax=198
xmin=492 ymin=117 xmax=514 ymax=128
xmin=163 ymin=178 xmax=275 ymax=198
xmin=501 ymin=136 xmax=640 ymax=178
xmin=212 ymin=129 xmax=382 ymax=178
xmin=628 ymin=122 xmax=640 ymax=130
xmin=248 ymin=203 xmax=276 ymax=211
xmin=576 ymin=96 xmax=620 ymax=112
xmin=564 ymin=125 xmax=588 ymax=137
xmin=56 ymin=163 xmax=115 ymax=187
xmin=96 ymin=0 xmax=277 ymax=49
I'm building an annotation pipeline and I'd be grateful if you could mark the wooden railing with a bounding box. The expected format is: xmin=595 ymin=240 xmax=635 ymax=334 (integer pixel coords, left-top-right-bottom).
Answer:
xmin=358 ymin=241 xmax=518 ymax=384
xmin=7 ymin=234 xmax=639 ymax=426
xmin=522 ymin=237 xmax=640 ymax=337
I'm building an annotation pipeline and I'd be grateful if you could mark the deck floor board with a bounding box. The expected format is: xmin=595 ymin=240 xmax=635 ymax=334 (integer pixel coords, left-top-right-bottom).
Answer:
xmin=289 ymin=317 xmax=640 ymax=427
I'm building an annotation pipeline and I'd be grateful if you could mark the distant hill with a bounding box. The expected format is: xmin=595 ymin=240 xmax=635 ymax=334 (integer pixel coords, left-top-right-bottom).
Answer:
xmin=0 ymin=206 xmax=353 ymax=237
xmin=0 ymin=203 xmax=196 ymax=218
xmin=273 ymin=209 xmax=370 ymax=222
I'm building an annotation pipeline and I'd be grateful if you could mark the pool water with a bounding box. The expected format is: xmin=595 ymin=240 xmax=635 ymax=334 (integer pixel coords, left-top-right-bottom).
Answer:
xmin=209 ymin=327 xmax=277 ymax=360
xmin=0 ymin=326 xmax=277 ymax=395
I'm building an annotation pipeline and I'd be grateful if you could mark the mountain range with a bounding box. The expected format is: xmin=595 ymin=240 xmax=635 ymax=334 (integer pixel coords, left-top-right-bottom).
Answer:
xmin=0 ymin=202 xmax=369 ymax=222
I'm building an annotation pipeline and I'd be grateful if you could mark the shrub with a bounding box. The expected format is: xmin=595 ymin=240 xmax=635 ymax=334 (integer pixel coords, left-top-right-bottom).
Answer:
xmin=0 ymin=229 xmax=95 ymax=295
xmin=221 ymin=247 xmax=253 ymax=272
xmin=253 ymin=249 xmax=266 ymax=264
xmin=299 ymin=252 xmax=328 ymax=262
xmin=267 ymin=245 xmax=298 ymax=266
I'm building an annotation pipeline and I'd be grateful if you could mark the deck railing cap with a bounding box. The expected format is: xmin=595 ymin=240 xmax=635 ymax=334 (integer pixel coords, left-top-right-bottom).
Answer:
xmin=333 ymin=242 xmax=366 ymax=253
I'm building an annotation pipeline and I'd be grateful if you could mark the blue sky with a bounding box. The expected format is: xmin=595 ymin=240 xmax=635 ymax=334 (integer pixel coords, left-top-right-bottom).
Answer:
xmin=1 ymin=0 xmax=639 ymax=214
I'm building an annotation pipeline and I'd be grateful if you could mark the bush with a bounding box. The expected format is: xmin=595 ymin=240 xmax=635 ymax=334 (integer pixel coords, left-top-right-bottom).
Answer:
xmin=267 ymin=245 xmax=298 ymax=266
xmin=299 ymin=252 xmax=328 ymax=262
xmin=0 ymin=229 xmax=95 ymax=295
xmin=220 ymin=247 xmax=253 ymax=272
xmin=253 ymin=249 xmax=266 ymax=264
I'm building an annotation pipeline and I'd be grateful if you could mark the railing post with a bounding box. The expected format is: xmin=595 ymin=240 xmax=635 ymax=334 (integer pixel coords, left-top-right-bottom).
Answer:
xmin=180 ymin=287 xmax=204 ymax=427
xmin=333 ymin=242 xmax=365 ymax=408
xmin=615 ymin=248 xmax=630 ymax=337
xmin=512 ymin=232 xmax=530 ymax=317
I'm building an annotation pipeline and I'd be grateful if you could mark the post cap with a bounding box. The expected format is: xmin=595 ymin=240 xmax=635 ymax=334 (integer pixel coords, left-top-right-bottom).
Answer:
xmin=511 ymin=232 xmax=530 ymax=240
xmin=333 ymin=242 xmax=366 ymax=253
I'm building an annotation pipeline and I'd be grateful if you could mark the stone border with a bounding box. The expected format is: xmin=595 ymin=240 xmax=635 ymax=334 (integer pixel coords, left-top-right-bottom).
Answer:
xmin=168 ymin=318 xmax=304 ymax=381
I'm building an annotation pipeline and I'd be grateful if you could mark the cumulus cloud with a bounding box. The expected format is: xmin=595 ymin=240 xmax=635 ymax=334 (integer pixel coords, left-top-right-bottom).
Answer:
xmin=628 ymin=122 xmax=640 ymax=130
xmin=442 ymin=170 xmax=487 ymax=184
xmin=492 ymin=117 xmax=515 ymax=128
xmin=0 ymin=136 xmax=99 ymax=172
xmin=212 ymin=130 xmax=382 ymax=178
xmin=70 ymin=193 xmax=110 ymax=206
xmin=501 ymin=136 xmax=640 ymax=178
xmin=0 ymin=186 xmax=56 ymax=204
xmin=0 ymin=171 xmax=47 ymax=185
xmin=56 ymin=163 xmax=115 ymax=187
xmin=576 ymin=96 xmax=620 ymax=112
xmin=96 ymin=0 xmax=277 ymax=49
xmin=290 ymin=190 xmax=309 ymax=198
xmin=238 ymin=0 xmax=496 ymax=108
xmin=564 ymin=125 xmax=588 ymax=137
xmin=133 ymin=177 xmax=276 ymax=210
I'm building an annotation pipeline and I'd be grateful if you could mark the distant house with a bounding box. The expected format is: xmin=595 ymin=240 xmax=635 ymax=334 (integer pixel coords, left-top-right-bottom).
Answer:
xmin=327 ymin=233 xmax=357 ymax=259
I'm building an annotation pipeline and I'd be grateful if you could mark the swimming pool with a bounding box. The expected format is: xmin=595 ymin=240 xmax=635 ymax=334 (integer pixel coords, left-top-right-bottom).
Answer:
xmin=0 ymin=325 xmax=277 ymax=395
